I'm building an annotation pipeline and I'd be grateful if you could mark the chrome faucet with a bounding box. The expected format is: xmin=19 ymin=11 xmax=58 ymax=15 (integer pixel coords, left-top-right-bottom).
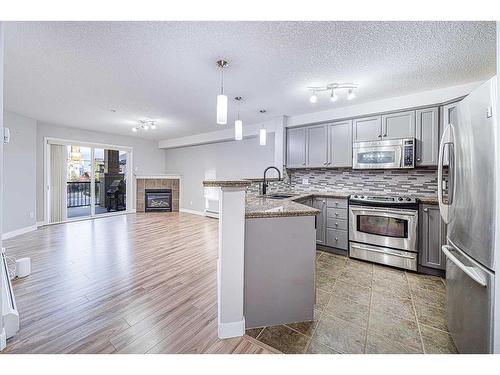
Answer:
xmin=262 ymin=166 xmax=281 ymax=195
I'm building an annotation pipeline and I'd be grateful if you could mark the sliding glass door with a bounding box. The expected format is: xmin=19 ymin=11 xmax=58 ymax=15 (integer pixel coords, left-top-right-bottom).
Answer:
xmin=46 ymin=139 xmax=132 ymax=224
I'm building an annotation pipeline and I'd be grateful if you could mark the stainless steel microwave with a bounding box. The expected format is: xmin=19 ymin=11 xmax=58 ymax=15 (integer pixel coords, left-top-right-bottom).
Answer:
xmin=352 ymin=138 xmax=415 ymax=169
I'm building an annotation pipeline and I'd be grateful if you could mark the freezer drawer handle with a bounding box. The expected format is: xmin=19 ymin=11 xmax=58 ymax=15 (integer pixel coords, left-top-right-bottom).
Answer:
xmin=351 ymin=244 xmax=415 ymax=259
xmin=442 ymin=245 xmax=487 ymax=287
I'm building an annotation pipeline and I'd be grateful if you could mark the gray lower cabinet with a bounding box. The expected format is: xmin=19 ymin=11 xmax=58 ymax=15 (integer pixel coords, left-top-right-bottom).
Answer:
xmin=286 ymin=127 xmax=307 ymax=168
xmin=306 ymin=125 xmax=328 ymax=167
xmin=416 ymin=107 xmax=439 ymax=166
xmin=381 ymin=110 xmax=415 ymax=139
xmin=313 ymin=198 xmax=326 ymax=244
xmin=352 ymin=115 xmax=382 ymax=142
xmin=419 ymin=204 xmax=446 ymax=270
xmin=328 ymin=120 xmax=352 ymax=167
xmin=325 ymin=198 xmax=348 ymax=250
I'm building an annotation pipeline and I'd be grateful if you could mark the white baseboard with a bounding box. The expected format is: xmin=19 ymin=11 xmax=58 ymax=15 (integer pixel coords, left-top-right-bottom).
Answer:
xmin=205 ymin=211 xmax=219 ymax=219
xmin=218 ymin=318 xmax=245 ymax=339
xmin=179 ymin=208 xmax=206 ymax=216
xmin=2 ymin=224 xmax=37 ymax=240
xmin=36 ymin=221 xmax=45 ymax=228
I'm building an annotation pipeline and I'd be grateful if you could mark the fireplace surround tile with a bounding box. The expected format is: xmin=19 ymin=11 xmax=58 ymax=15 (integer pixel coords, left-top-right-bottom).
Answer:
xmin=136 ymin=177 xmax=180 ymax=213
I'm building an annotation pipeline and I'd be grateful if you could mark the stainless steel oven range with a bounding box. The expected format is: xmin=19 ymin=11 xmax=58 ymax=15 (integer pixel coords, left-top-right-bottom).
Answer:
xmin=348 ymin=194 xmax=418 ymax=271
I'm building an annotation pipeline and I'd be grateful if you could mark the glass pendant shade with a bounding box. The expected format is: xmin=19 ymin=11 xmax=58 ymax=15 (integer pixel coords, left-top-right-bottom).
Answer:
xmin=235 ymin=120 xmax=243 ymax=140
xmin=259 ymin=128 xmax=267 ymax=146
xmin=217 ymin=94 xmax=228 ymax=124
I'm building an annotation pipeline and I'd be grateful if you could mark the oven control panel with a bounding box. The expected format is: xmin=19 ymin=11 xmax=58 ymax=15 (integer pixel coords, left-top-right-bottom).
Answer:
xmin=403 ymin=139 xmax=415 ymax=168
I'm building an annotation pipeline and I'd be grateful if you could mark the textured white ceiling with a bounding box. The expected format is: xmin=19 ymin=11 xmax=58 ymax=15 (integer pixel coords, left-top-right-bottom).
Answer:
xmin=4 ymin=21 xmax=496 ymax=140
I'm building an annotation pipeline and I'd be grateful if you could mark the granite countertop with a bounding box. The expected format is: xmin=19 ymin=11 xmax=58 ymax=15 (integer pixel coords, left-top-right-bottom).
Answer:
xmin=203 ymin=180 xmax=252 ymax=188
xmin=245 ymin=195 xmax=320 ymax=219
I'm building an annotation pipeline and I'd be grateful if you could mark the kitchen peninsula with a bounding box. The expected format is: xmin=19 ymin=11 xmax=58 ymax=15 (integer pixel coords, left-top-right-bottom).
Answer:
xmin=202 ymin=180 xmax=319 ymax=337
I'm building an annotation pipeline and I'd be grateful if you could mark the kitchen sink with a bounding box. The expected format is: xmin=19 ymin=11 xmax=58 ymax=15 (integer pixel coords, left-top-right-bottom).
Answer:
xmin=266 ymin=193 xmax=295 ymax=200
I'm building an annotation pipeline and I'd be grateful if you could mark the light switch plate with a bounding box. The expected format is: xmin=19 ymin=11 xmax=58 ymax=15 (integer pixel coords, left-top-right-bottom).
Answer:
xmin=302 ymin=178 xmax=309 ymax=185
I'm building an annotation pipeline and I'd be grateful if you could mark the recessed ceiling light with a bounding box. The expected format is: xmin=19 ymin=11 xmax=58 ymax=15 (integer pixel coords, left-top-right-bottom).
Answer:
xmin=309 ymin=93 xmax=318 ymax=103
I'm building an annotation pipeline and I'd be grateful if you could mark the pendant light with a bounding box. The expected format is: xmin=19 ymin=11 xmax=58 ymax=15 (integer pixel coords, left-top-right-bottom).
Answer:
xmin=259 ymin=109 xmax=267 ymax=146
xmin=216 ymin=60 xmax=228 ymax=125
xmin=234 ymin=96 xmax=243 ymax=141
xmin=259 ymin=128 xmax=267 ymax=146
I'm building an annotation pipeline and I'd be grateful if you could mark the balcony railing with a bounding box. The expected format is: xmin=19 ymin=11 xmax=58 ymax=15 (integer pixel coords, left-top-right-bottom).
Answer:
xmin=67 ymin=181 xmax=100 ymax=208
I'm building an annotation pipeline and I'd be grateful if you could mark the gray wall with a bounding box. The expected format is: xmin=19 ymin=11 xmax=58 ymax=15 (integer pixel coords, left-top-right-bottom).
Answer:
xmin=2 ymin=112 xmax=37 ymax=233
xmin=35 ymin=121 xmax=167 ymax=222
xmin=164 ymin=134 xmax=275 ymax=212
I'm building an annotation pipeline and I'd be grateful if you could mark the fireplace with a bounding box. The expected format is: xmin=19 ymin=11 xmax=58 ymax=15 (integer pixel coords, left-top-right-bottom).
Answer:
xmin=144 ymin=189 xmax=172 ymax=212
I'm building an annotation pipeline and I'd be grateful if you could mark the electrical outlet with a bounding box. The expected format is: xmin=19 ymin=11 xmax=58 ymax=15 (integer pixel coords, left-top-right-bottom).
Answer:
xmin=302 ymin=178 xmax=309 ymax=185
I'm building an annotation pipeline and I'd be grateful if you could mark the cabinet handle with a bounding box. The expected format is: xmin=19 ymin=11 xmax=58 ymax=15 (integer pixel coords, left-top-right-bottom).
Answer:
xmin=417 ymin=158 xmax=421 ymax=162
xmin=334 ymin=213 xmax=339 ymax=216
xmin=423 ymin=208 xmax=429 ymax=212
xmin=335 ymin=223 xmax=338 ymax=226
xmin=335 ymin=237 xmax=339 ymax=241
xmin=378 ymin=134 xmax=382 ymax=138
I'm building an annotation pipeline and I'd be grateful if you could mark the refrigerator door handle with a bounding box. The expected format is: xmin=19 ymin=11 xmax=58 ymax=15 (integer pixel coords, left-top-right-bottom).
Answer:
xmin=438 ymin=124 xmax=454 ymax=224
xmin=442 ymin=245 xmax=487 ymax=287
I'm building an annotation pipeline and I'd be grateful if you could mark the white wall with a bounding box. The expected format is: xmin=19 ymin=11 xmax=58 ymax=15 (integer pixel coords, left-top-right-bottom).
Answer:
xmin=35 ymin=121 xmax=167 ymax=222
xmin=164 ymin=134 xmax=275 ymax=213
xmin=0 ymin=21 xmax=6 ymax=351
xmin=2 ymin=112 xmax=37 ymax=235
xmin=494 ymin=21 xmax=500 ymax=355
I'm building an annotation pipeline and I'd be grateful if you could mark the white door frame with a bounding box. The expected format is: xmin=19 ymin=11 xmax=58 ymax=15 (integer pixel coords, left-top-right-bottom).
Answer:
xmin=43 ymin=137 xmax=134 ymax=225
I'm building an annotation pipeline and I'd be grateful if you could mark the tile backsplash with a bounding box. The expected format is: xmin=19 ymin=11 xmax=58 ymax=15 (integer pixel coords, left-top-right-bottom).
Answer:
xmin=248 ymin=168 xmax=440 ymax=197
xmin=290 ymin=168 xmax=439 ymax=196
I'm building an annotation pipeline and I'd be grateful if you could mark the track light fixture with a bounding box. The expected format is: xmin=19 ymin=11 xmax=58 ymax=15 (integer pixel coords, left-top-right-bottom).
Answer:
xmin=132 ymin=120 xmax=157 ymax=132
xmin=307 ymin=83 xmax=358 ymax=104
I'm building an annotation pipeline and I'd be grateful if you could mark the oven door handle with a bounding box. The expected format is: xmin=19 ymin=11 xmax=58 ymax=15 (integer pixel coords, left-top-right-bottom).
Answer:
xmin=349 ymin=206 xmax=417 ymax=217
xmin=351 ymin=244 xmax=416 ymax=259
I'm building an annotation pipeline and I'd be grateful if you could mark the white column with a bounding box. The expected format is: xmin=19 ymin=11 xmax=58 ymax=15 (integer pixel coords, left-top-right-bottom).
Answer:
xmin=217 ymin=185 xmax=247 ymax=338
xmin=203 ymin=180 xmax=250 ymax=339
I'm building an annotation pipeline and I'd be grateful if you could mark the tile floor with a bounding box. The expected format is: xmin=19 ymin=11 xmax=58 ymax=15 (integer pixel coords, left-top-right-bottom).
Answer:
xmin=246 ymin=250 xmax=458 ymax=354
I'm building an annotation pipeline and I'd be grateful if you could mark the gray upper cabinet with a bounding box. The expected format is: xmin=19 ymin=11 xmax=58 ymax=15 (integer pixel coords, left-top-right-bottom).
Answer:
xmin=286 ymin=127 xmax=307 ymax=168
xmin=328 ymin=120 xmax=352 ymax=167
xmin=381 ymin=110 xmax=415 ymax=139
xmin=352 ymin=116 xmax=382 ymax=142
xmin=416 ymin=107 xmax=439 ymax=166
xmin=419 ymin=204 xmax=446 ymax=270
xmin=306 ymin=125 xmax=328 ymax=168
xmin=313 ymin=198 xmax=326 ymax=245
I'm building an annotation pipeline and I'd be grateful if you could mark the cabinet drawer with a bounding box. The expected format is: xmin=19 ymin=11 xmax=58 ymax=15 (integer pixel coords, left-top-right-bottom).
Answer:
xmin=326 ymin=198 xmax=347 ymax=209
xmin=326 ymin=229 xmax=348 ymax=250
xmin=326 ymin=218 xmax=348 ymax=231
xmin=326 ymin=207 xmax=348 ymax=220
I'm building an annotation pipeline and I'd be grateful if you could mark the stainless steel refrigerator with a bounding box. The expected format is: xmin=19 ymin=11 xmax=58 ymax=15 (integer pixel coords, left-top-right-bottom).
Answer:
xmin=438 ymin=76 xmax=497 ymax=354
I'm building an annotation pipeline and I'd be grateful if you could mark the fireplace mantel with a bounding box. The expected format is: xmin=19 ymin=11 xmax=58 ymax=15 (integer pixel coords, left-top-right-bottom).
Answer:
xmin=135 ymin=174 xmax=181 ymax=180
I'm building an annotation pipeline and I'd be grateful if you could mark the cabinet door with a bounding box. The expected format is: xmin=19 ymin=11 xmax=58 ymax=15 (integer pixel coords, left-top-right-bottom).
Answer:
xmin=286 ymin=127 xmax=307 ymax=168
xmin=313 ymin=198 xmax=326 ymax=245
xmin=328 ymin=120 xmax=352 ymax=167
xmin=306 ymin=125 xmax=328 ymax=167
xmin=352 ymin=116 xmax=382 ymax=142
xmin=381 ymin=110 xmax=415 ymax=139
xmin=416 ymin=107 xmax=439 ymax=166
xmin=419 ymin=204 xmax=446 ymax=270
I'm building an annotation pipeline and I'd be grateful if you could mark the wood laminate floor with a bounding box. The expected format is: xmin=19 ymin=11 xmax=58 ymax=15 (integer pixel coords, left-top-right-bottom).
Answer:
xmin=2 ymin=213 xmax=277 ymax=354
